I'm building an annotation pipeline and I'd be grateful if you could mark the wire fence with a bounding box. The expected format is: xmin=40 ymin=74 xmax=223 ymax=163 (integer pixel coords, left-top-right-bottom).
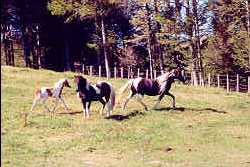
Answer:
xmin=75 ymin=64 xmax=250 ymax=94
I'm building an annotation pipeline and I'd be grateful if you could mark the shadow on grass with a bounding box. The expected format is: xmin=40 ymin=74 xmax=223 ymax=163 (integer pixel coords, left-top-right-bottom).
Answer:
xmin=57 ymin=110 xmax=83 ymax=115
xmin=106 ymin=110 xmax=145 ymax=121
xmin=154 ymin=107 xmax=227 ymax=114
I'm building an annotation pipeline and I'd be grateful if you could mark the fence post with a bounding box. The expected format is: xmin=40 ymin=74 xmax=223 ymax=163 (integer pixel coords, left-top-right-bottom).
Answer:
xmin=208 ymin=73 xmax=211 ymax=87
xmin=146 ymin=69 xmax=149 ymax=79
xmin=248 ymin=76 xmax=250 ymax=93
xmin=114 ymin=66 xmax=117 ymax=79
xmin=130 ymin=67 xmax=133 ymax=78
xmin=137 ymin=68 xmax=140 ymax=78
xmin=120 ymin=67 xmax=123 ymax=79
xmin=236 ymin=74 xmax=239 ymax=92
xmin=99 ymin=65 xmax=101 ymax=77
xmin=82 ymin=64 xmax=85 ymax=74
xmin=90 ymin=66 xmax=93 ymax=76
xmin=154 ymin=70 xmax=157 ymax=79
xmin=217 ymin=74 xmax=220 ymax=88
xmin=128 ymin=67 xmax=130 ymax=79
xmin=226 ymin=74 xmax=229 ymax=93
xmin=192 ymin=71 xmax=198 ymax=86
xmin=199 ymin=72 xmax=202 ymax=86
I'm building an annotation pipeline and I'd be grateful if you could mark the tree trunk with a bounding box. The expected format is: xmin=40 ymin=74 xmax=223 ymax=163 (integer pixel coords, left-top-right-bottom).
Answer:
xmin=10 ymin=39 xmax=15 ymax=66
xmin=185 ymin=0 xmax=199 ymax=85
xmin=147 ymin=37 xmax=154 ymax=79
xmin=35 ymin=25 xmax=41 ymax=68
xmin=32 ymin=45 xmax=39 ymax=69
xmin=146 ymin=3 xmax=154 ymax=79
xmin=190 ymin=44 xmax=199 ymax=86
xmin=247 ymin=0 xmax=250 ymax=37
xmin=63 ymin=24 xmax=71 ymax=71
xmin=246 ymin=0 xmax=250 ymax=68
xmin=153 ymin=0 xmax=164 ymax=71
xmin=175 ymin=0 xmax=181 ymax=41
xmin=94 ymin=3 xmax=101 ymax=65
xmin=101 ymin=17 xmax=111 ymax=79
xmin=3 ymin=38 xmax=10 ymax=65
xmin=3 ymin=26 xmax=15 ymax=66
xmin=192 ymin=0 xmax=204 ymax=85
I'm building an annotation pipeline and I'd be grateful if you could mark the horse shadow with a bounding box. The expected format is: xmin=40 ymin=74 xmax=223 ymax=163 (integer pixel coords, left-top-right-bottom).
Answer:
xmin=106 ymin=110 xmax=145 ymax=121
xmin=154 ymin=107 xmax=227 ymax=114
xmin=57 ymin=110 xmax=83 ymax=115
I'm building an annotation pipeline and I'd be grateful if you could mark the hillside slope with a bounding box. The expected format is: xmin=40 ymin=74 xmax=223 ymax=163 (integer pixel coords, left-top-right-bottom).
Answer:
xmin=1 ymin=66 xmax=250 ymax=167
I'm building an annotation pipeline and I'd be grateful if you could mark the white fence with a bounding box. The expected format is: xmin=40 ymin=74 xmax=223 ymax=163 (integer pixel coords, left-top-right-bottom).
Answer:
xmin=74 ymin=64 xmax=250 ymax=93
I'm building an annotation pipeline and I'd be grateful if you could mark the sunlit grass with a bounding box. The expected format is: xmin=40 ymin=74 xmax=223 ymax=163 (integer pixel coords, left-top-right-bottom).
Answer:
xmin=1 ymin=66 xmax=250 ymax=167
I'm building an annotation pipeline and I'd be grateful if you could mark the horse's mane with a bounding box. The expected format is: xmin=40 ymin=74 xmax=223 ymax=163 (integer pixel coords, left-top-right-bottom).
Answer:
xmin=75 ymin=76 xmax=90 ymax=91
xmin=155 ymin=70 xmax=175 ymax=85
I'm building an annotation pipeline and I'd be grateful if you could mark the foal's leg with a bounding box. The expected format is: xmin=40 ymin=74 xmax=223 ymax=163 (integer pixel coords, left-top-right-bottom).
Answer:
xmin=165 ymin=92 xmax=175 ymax=108
xmin=42 ymin=98 xmax=51 ymax=112
xmin=153 ymin=93 xmax=165 ymax=109
xmin=60 ymin=97 xmax=69 ymax=111
xmin=51 ymin=98 xmax=59 ymax=112
xmin=30 ymin=97 xmax=39 ymax=112
xmin=136 ymin=94 xmax=148 ymax=111
xmin=99 ymin=98 xmax=106 ymax=116
xmin=122 ymin=90 xmax=135 ymax=112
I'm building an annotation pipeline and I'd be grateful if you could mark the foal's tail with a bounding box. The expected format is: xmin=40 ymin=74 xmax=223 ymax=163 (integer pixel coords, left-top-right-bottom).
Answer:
xmin=106 ymin=83 xmax=116 ymax=111
xmin=119 ymin=79 xmax=134 ymax=94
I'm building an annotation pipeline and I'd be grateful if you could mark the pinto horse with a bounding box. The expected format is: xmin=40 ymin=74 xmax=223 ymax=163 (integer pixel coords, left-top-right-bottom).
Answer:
xmin=30 ymin=79 xmax=71 ymax=112
xmin=74 ymin=75 xmax=115 ymax=118
xmin=120 ymin=67 xmax=186 ymax=111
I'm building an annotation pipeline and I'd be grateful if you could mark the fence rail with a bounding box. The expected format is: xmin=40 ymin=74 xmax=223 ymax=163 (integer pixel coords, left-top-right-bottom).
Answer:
xmin=74 ymin=64 xmax=250 ymax=94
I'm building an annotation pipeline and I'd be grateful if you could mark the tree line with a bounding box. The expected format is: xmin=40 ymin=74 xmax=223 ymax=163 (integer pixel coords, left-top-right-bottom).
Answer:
xmin=1 ymin=0 xmax=250 ymax=84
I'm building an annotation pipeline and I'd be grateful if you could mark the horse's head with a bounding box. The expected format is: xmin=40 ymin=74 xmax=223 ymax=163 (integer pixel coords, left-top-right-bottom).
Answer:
xmin=63 ymin=79 xmax=71 ymax=88
xmin=171 ymin=67 xmax=186 ymax=83
xmin=74 ymin=75 xmax=89 ymax=94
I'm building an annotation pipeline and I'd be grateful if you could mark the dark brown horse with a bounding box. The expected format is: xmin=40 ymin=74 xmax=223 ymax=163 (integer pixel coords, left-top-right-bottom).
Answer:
xmin=74 ymin=75 xmax=115 ymax=118
xmin=120 ymin=67 xmax=186 ymax=111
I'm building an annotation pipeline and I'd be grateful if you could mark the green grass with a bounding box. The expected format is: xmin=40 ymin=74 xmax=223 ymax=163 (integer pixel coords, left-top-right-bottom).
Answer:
xmin=1 ymin=66 xmax=250 ymax=167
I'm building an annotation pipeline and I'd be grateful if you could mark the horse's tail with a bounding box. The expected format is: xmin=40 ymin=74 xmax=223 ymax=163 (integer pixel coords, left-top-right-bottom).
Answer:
xmin=119 ymin=79 xmax=134 ymax=94
xmin=106 ymin=83 xmax=116 ymax=112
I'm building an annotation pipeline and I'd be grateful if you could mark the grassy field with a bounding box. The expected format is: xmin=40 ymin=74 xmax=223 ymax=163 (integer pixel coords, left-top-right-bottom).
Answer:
xmin=1 ymin=66 xmax=250 ymax=167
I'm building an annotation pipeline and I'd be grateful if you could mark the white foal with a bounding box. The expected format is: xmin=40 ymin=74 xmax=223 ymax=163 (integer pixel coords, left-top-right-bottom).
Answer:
xmin=30 ymin=79 xmax=71 ymax=112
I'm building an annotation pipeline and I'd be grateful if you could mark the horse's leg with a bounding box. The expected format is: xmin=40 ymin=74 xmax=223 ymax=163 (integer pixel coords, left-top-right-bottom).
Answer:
xmin=51 ymin=98 xmax=59 ymax=112
xmin=105 ymin=97 xmax=111 ymax=117
xmin=30 ymin=97 xmax=39 ymax=112
xmin=81 ymin=99 xmax=86 ymax=119
xmin=165 ymin=92 xmax=175 ymax=108
xmin=104 ymin=95 xmax=112 ymax=117
xmin=60 ymin=97 xmax=69 ymax=111
xmin=136 ymin=94 xmax=148 ymax=111
xmin=86 ymin=101 xmax=91 ymax=118
xmin=42 ymin=98 xmax=51 ymax=113
xmin=122 ymin=90 xmax=135 ymax=111
xmin=153 ymin=93 xmax=165 ymax=109
xmin=99 ymin=98 xmax=106 ymax=116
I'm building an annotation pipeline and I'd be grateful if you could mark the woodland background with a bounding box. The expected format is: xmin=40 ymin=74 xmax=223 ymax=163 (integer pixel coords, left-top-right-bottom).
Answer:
xmin=1 ymin=0 xmax=250 ymax=84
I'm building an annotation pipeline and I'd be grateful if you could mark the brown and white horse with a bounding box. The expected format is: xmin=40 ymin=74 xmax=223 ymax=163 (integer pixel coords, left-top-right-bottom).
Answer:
xmin=30 ymin=79 xmax=71 ymax=112
xmin=74 ymin=75 xmax=116 ymax=119
xmin=120 ymin=67 xmax=186 ymax=111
